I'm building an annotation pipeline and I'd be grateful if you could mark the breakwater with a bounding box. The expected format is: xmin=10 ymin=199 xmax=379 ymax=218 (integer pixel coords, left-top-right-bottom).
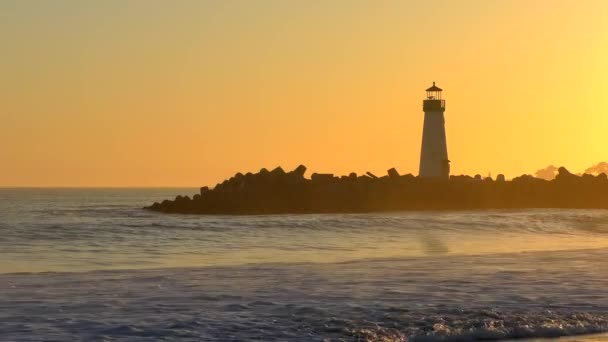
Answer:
xmin=146 ymin=166 xmax=608 ymax=214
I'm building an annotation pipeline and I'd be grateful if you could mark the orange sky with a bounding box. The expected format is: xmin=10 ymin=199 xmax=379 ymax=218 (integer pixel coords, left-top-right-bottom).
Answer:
xmin=1 ymin=1 xmax=607 ymax=187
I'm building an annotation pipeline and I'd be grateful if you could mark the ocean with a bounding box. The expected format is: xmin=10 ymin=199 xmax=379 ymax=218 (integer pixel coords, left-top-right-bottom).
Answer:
xmin=1 ymin=189 xmax=608 ymax=341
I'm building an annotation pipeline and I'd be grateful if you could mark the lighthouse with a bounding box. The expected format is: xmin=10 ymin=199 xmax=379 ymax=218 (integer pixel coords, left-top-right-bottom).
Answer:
xmin=419 ymin=82 xmax=450 ymax=179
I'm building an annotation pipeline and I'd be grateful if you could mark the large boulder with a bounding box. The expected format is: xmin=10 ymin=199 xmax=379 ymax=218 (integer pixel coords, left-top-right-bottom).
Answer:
xmin=270 ymin=166 xmax=285 ymax=176
xmin=160 ymin=199 xmax=172 ymax=209
xmin=366 ymin=171 xmax=378 ymax=179
xmin=555 ymin=167 xmax=577 ymax=182
xmin=311 ymin=173 xmax=334 ymax=183
xmin=148 ymin=202 xmax=161 ymax=210
xmin=387 ymin=168 xmax=400 ymax=178
xmin=582 ymin=173 xmax=595 ymax=181
xmin=450 ymin=175 xmax=476 ymax=183
xmin=292 ymin=165 xmax=307 ymax=178
xmin=174 ymin=195 xmax=191 ymax=205
xmin=512 ymin=174 xmax=535 ymax=182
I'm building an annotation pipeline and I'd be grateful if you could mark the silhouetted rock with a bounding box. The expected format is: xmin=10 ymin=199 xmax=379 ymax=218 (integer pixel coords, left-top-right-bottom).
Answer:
xmin=311 ymin=173 xmax=334 ymax=183
xmin=291 ymin=165 xmax=307 ymax=178
xmin=271 ymin=167 xmax=285 ymax=175
xmin=366 ymin=172 xmax=378 ymax=179
xmin=160 ymin=200 xmax=171 ymax=210
xmin=558 ymin=167 xmax=572 ymax=176
xmin=496 ymin=174 xmax=506 ymax=182
xmin=512 ymin=174 xmax=539 ymax=184
xmin=401 ymin=174 xmax=416 ymax=181
xmin=556 ymin=167 xmax=577 ymax=183
xmin=387 ymin=168 xmax=400 ymax=178
xmin=450 ymin=175 xmax=475 ymax=183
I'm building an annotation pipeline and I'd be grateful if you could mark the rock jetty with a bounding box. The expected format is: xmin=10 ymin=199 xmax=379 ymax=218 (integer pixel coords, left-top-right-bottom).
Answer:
xmin=145 ymin=166 xmax=608 ymax=214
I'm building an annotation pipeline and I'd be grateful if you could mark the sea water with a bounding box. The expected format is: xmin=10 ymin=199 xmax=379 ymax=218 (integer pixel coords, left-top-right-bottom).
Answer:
xmin=1 ymin=189 xmax=608 ymax=341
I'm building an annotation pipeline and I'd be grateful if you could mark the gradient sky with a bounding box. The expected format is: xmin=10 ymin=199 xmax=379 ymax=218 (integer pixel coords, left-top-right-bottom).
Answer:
xmin=1 ymin=0 xmax=607 ymax=187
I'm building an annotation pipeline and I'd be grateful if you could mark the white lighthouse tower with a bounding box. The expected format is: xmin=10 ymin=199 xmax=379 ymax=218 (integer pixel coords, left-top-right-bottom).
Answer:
xmin=419 ymin=82 xmax=450 ymax=179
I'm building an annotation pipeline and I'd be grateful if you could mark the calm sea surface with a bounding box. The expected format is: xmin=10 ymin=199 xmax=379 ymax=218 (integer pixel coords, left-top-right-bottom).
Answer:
xmin=1 ymin=189 xmax=608 ymax=341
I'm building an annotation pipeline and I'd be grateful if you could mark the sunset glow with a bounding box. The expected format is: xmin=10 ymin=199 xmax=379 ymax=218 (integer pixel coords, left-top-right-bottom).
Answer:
xmin=2 ymin=0 xmax=607 ymax=186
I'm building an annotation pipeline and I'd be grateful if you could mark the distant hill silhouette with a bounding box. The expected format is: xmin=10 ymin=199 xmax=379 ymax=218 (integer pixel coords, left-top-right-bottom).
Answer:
xmin=145 ymin=165 xmax=608 ymax=214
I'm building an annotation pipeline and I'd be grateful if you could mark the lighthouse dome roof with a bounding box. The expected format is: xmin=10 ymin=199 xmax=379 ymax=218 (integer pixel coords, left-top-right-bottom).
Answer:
xmin=426 ymin=82 xmax=442 ymax=92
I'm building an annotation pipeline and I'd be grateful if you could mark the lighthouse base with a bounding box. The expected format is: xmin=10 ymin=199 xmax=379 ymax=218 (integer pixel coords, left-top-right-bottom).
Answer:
xmin=419 ymin=111 xmax=449 ymax=179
